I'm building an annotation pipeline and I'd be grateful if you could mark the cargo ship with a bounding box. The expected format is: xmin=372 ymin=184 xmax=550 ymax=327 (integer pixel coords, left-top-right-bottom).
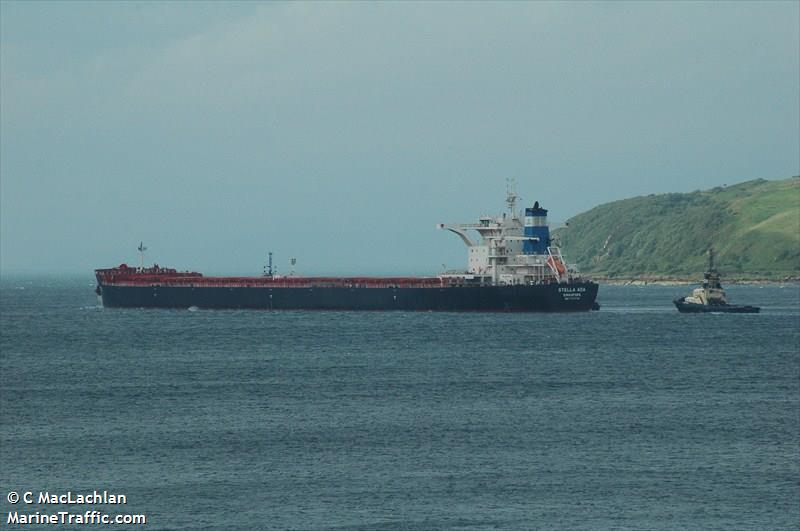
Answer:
xmin=95 ymin=192 xmax=599 ymax=312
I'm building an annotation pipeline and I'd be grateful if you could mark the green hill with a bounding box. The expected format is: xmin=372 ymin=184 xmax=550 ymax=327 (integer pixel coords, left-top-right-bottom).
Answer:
xmin=555 ymin=177 xmax=800 ymax=279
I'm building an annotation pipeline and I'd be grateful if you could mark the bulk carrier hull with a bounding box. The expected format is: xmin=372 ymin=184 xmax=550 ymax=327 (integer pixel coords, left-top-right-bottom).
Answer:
xmin=97 ymin=281 xmax=599 ymax=312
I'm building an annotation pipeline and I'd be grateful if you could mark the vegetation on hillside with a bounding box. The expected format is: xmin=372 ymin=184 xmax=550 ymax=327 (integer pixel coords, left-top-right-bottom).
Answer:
xmin=555 ymin=177 xmax=800 ymax=279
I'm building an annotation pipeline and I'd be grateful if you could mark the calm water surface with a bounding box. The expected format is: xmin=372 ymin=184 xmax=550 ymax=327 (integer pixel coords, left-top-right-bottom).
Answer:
xmin=1 ymin=278 xmax=798 ymax=530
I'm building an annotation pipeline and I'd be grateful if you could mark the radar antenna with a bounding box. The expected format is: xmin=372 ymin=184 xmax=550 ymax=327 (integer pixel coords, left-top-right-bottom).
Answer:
xmin=137 ymin=242 xmax=147 ymax=271
xmin=505 ymin=178 xmax=518 ymax=216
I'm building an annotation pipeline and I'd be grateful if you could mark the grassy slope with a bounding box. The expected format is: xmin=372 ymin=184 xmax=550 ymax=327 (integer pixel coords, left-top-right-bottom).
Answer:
xmin=555 ymin=177 xmax=800 ymax=279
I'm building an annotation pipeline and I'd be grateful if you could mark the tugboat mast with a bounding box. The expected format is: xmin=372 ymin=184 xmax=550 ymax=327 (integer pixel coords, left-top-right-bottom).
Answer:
xmin=703 ymin=247 xmax=722 ymax=291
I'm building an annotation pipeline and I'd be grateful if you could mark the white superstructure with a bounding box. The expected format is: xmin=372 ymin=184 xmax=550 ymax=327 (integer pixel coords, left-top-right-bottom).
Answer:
xmin=437 ymin=190 xmax=578 ymax=286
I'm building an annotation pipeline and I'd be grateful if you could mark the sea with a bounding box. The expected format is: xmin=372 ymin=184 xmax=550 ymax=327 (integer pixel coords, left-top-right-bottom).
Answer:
xmin=1 ymin=277 xmax=798 ymax=530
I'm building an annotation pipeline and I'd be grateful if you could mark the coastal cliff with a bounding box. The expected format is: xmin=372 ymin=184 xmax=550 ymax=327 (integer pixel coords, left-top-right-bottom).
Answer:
xmin=555 ymin=177 xmax=800 ymax=280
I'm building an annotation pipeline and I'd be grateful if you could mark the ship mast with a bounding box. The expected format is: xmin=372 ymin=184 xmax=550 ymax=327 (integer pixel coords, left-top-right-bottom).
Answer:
xmin=263 ymin=252 xmax=273 ymax=277
xmin=505 ymin=178 xmax=518 ymax=217
xmin=137 ymin=242 xmax=147 ymax=272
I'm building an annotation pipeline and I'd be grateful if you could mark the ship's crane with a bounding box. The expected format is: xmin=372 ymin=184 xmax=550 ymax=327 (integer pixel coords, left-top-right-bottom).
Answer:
xmin=436 ymin=224 xmax=475 ymax=247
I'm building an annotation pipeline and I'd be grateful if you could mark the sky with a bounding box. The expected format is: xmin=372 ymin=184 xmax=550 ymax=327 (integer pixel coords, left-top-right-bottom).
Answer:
xmin=1 ymin=1 xmax=798 ymax=275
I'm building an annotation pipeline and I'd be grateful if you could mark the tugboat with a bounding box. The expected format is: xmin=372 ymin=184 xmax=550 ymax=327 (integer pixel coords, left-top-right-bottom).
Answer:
xmin=673 ymin=248 xmax=760 ymax=313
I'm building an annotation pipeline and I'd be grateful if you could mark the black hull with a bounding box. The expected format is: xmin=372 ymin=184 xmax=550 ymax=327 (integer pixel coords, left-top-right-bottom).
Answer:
xmin=673 ymin=299 xmax=760 ymax=314
xmin=98 ymin=282 xmax=599 ymax=312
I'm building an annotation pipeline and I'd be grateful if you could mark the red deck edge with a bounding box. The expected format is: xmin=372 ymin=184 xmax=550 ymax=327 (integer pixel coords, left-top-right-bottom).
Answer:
xmin=96 ymin=264 xmax=451 ymax=289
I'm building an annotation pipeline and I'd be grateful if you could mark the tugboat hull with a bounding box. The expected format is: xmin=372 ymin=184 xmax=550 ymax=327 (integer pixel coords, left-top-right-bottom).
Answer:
xmin=673 ymin=298 xmax=760 ymax=314
xmin=673 ymin=249 xmax=761 ymax=314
